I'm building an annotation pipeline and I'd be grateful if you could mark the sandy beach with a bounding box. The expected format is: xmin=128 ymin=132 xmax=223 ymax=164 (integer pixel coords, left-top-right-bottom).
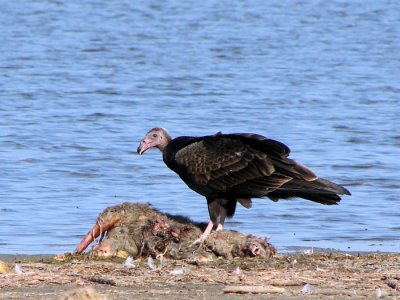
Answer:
xmin=1 ymin=252 xmax=399 ymax=299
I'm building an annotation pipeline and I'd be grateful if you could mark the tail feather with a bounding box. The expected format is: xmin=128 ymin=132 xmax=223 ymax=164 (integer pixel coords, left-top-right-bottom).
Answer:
xmin=267 ymin=177 xmax=351 ymax=205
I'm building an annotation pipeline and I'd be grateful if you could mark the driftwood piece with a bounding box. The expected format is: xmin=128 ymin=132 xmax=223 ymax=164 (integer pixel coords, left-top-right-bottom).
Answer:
xmin=84 ymin=276 xmax=116 ymax=286
xmin=73 ymin=202 xmax=276 ymax=261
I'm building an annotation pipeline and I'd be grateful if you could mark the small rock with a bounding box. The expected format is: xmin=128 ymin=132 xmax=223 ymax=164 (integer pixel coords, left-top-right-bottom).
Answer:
xmin=387 ymin=280 xmax=400 ymax=290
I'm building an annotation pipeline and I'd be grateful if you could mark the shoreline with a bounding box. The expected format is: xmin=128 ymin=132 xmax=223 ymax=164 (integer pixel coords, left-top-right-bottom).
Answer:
xmin=0 ymin=247 xmax=394 ymax=262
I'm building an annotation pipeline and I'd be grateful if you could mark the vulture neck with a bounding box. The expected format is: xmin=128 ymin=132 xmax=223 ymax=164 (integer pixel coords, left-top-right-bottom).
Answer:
xmin=158 ymin=132 xmax=172 ymax=153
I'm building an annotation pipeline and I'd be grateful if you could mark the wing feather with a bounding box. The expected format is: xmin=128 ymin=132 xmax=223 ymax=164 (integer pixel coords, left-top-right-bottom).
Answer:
xmin=164 ymin=132 xmax=348 ymax=205
xmin=173 ymin=134 xmax=293 ymax=197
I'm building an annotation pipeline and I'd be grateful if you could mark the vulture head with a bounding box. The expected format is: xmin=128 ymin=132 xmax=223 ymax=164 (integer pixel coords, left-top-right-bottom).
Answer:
xmin=137 ymin=127 xmax=171 ymax=155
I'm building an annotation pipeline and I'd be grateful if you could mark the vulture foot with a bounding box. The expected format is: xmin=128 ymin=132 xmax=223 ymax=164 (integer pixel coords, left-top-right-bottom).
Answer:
xmin=192 ymin=235 xmax=206 ymax=246
xmin=192 ymin=220 xmax=215 ymax=246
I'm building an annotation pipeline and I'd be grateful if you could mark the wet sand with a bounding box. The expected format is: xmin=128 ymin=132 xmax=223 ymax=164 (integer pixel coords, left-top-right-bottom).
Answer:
xmin=1 ymin=252 xmax=400 ymax=299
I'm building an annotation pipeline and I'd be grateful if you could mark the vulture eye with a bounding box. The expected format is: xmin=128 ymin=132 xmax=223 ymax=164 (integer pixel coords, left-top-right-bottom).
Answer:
xmin=152 ymin=133 xmax=158 ymax=138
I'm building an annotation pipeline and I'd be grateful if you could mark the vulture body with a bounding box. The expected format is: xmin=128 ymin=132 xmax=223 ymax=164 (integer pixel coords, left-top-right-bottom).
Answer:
xmin=137 ymin=128 xmax=350 ymax=241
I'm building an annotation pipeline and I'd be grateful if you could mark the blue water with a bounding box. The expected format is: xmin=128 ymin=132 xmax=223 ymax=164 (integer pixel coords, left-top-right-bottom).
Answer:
xmin=1 ymin=1 xmax=399 ymax=254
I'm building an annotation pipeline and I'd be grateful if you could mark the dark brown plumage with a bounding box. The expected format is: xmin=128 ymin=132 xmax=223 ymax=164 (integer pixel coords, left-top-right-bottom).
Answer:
xmin=137 ymin=128 xmax=350 ymax=242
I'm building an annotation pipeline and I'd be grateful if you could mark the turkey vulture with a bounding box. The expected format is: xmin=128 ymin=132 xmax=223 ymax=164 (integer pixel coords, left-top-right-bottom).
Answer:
xmin=137 ymin=128 xmax=350 ymax=243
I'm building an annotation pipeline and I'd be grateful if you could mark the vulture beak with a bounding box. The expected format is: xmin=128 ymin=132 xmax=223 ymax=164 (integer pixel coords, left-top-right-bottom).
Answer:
xmin=137 ymin=138 xmax=153 ymax=155
xmin=137 ymin=140 xmax=146 ymax=155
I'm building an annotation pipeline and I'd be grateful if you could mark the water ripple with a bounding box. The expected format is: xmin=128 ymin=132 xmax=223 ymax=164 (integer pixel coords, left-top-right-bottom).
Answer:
xmin=0 ymin=0 xmax=399 ymax=254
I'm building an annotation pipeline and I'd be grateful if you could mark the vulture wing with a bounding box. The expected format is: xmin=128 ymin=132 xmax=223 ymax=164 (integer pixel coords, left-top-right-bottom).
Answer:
xmin=165 ymin=133 xmax=317 ymax=199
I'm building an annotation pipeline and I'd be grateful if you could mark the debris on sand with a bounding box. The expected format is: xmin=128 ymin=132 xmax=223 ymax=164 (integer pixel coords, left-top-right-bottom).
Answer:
xmin=387 ymin=279 xmax=400 ymax=291
xmin=123 ymin=257 xmax=136 ymax=269
xmin=301 ymin=283 xmax=315 ymax=293
xmin=147 ymin=256 xmax=165 ymax=271
xmin=170 ymin=266 xmax=190 ymax=276
xmin=71 ymin=202 xmax=276 ymax=261
xmin=231 ymin=266 xmax=241 ymax=276
xmin=2 ymin=252 xmax=400 ymax=299
xmin=14 ymin=264 xmax=23 ymax=274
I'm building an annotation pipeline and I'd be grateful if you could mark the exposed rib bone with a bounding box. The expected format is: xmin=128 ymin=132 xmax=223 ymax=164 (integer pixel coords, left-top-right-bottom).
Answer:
xmin=75 ymin=216 xmax=121 ymax=254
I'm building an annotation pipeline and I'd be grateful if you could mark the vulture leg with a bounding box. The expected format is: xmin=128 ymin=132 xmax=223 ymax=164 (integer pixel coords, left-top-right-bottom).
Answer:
xmin=192 ymin=197 xmax=237 ymax=244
